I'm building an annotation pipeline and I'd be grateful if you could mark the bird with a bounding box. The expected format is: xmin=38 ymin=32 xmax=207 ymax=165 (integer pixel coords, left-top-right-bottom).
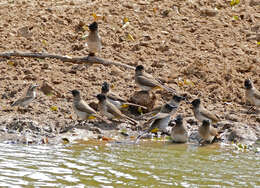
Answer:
xmin=198 ymin=119 xmax=218 ymax=143
xmin=11 ymin=84 xmax=38 ymax=107
xmin=96 ymin=94 xmax=138 ymax=124
xmin=170 ymin=115 xmax=188 ymax=143
xmin=138 ymin=94 xmax=185 ymax=118
xmin=244 ymin=79 xmax=260 ymax=112
xmin=191 ymin=98 xmax=219 ymax=124
xmin=136 ymin=103 xmax=177 ymax=141
xmin=86 ymin=21 xmax=101 ymax=56
xmin=101 ymin=81 xmax=146 ymax=110
xmin=71 ymin=89 xmax=102 ymax=121
xmin=135 ymin=65 xmax=174 ymax=92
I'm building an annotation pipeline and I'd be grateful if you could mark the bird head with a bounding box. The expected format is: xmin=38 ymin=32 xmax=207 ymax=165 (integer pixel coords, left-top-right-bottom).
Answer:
xmin=101 ymin=82 xmax=110 ymax=93
xmin=202 ymin=119 xmax=210 ymax=127
xmin=96 ymin=93 xmax=106 ymax=102
xmin=89 ymin=22 xmax=98 ymax=31
xmin=71 ymin=89 xmax=80 ymax=97
xmin=135 ymin=65 xmax=144 ymax=72
xmin=172 ymin=95 xmax=185 ymax=103
xmin=191 ymin=98 xmax=200 ymax=108
xmin=30 ymin=84 xmax=39 ymax=90
xmin=244 ymin=79 xmax=253 ymax=89
xmin=174 ymin=114 xmax=183 ymax=125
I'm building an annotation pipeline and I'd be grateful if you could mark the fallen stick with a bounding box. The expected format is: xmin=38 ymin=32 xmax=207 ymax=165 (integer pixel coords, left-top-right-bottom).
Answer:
xmin=0 ymin=51 xmax=135 ymax=70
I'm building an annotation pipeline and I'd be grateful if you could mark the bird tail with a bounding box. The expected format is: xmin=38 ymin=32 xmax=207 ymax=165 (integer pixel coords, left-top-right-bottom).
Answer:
xmin=11 ymin=101 xmax=18 ymax=107
xmin=121 ymin=103 xmax=147 ymax=109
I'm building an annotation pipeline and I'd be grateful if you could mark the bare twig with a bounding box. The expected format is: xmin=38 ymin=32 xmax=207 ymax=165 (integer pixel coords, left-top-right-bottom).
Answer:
xmin=0 ymin=51 xmax=135 ymax=70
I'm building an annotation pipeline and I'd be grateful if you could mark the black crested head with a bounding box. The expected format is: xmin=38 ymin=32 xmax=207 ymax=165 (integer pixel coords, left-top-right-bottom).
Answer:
xmin=97 ymin=93 xmax=106 ymax=101
xmin=174 ymin=114 xmax=183 ymax=125
xmin=172 ymin=95 xmax=185 ymax=103
xmin=244 ymin=79 xmax=252 ymax=89
xmin=89 ymin=22 xmax=98 ymax=31
xmin=71 ymin=89 xmax=80 ymax=97
xmin=191 ymin=98 xmax=200 ymax=108
xmin=101 ymin=82 xmax=110 ymax=93
xmin=135 ymin=65 xmax=144 ymax=72
xmin=202 ymin=119 xmax=210 ymax=127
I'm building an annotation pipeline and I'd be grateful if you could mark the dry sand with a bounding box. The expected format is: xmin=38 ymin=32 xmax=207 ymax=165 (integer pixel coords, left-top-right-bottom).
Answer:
xmin=0 ymin=0 xmax=259 ymax=141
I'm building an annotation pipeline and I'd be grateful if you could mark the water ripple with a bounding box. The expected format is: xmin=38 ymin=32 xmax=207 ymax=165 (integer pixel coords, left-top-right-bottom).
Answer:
xmin=0 ymin=142 xmax=258 ymax=186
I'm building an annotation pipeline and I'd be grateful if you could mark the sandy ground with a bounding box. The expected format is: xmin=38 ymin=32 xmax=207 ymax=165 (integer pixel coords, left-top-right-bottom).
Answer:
xmin=0 ymin=0 xmax=259 ymax=140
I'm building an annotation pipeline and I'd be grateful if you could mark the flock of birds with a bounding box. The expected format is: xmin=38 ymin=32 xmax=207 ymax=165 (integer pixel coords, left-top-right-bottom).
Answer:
xmin=9 ymin=22 xmax=260 ymax=144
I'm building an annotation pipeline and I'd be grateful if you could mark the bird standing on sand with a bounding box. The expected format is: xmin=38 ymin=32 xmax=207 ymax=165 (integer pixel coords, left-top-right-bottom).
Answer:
xmin=136 ymin=104 xmax=177 ymax=141
xmin=71 ymin=90 xmax=101 ymax=120
xmin=191 ymin=98 xmax=219 ymax=124
xmin=170 ymin=115 xmax=188 ymax=143
xmin=198 ymin=120 xmax=218 ymax=143
xmin=86 ymin=21 xmax=101 ymax=56
xmin=101 ymin=82 xmax=146 ymax=110
xmin=96 ymin=94 xmax=137 ymax=124
xmin=11 ymin=84 xmax=38 ymax=107
xmin=135 ymin=65 xmax=174 ymax=92
xmin=244 ymin=79 xmax=260 ymax=111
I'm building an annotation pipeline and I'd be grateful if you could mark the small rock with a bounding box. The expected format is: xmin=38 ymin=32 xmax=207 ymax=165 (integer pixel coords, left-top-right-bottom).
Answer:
xmin=42 ymin=63 xmax=49 ymax=69
xmin=200 ymin=8 xmax=218 ymax=17
xmin=23 ymin=69 xmax=32 ymax=75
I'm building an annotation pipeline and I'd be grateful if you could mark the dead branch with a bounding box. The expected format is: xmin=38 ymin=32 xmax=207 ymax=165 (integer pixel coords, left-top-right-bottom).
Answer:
xmin=0 ymin=51 xmax=135 ymax=70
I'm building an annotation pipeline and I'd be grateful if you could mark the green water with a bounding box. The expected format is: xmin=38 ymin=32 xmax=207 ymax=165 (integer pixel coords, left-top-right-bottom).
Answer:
xmin=0 ymin=141 xmax=259 ymax=187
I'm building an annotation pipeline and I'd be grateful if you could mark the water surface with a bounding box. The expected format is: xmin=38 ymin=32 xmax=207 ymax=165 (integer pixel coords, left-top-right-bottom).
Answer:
xmin=0 ymin=141 xmax=259 ymax=187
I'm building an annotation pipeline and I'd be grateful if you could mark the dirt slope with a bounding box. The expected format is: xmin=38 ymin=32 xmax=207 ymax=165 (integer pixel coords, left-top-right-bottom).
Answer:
xmin=0 ymin=0 xmax=259 ymax=137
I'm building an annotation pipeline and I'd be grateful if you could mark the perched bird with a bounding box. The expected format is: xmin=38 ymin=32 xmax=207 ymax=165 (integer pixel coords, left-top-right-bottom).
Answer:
xmin=136 ymin=103 xmax=177 ymax=141
xmin=96 ymin=94 xmax=137 ymax=124
xmin=244 ymin=79 xmax=260 ymax=111
xmin=101 ymin=82 xmax=146 ymax=109
xmin=170 ymin=115 xmax=188 ymax=143
xmin=71 ymin=90 xmax=101 ymax=120
xmin=198 ymin=120 xmax=218 ymax=143
xmin=11 ymin=84 xmax=38 ymax=107
xmin=191 ymin=98 xmax=219 ymax=124
xmin=138 ymin=94 xmax=185 ymax=118
xmin=135 ymin=65 xmax=174 ymax=92
xmin=86 ymin=21 xmax=101 ymax=56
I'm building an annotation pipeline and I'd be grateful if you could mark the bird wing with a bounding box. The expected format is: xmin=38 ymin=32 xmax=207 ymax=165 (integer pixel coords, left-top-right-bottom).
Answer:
xmin=76 ymin=100 xmax=96 ymax=114
xmin=136 ymin=75 xmax=161 ymax=88
xmin=209 ymin=127 xmax=218 ymax=136
xmin=200 ymin=108 xmax=219 ymax=122
xmin=11 ymin=96 xmax=33 ymax=106
xmin=146 ymin=112 xmax=170 ymax=125
xmin=107 ymin=92 xmax=126 ymax=103
xmin=253 ymin=89 xmax=260 ymax=100
xmin=106 ymin=101 xmax=124 ymax=117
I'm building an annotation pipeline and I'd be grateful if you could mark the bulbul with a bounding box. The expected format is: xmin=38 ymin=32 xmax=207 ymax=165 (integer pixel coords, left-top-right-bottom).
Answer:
xmin=96 ymin=94 xmax=137 ymax=124
xmin=191 ymin=98 xmax=219 ymax=124
xmin=244 ymin=79 xmax=260 ymax=111
xmin=170 ymin=115 xmax=188 ymax=143
xmin=71 ymin=90 xmax=101 ymax=120
xmin=138 ymin=94 xmax=185 ymax=118
xmin=101 ymin=82 xmax=146 ymax=109
xmin=87 ymin=21 xmax=101 ymax=56
xmin=198 ymin=120 xmax=218 ymax=143
xmin=135 ymin=65 xmax=174 ymax=92
xmin=11 ymin=84 xmax=38 ymax=107
xmin=136 ymin=103 xmax=177 ymax=141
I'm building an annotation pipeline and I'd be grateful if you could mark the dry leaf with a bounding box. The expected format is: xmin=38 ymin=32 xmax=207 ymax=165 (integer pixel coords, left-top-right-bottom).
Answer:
xmin=50 ymin=106 xmax=58 ymax=111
